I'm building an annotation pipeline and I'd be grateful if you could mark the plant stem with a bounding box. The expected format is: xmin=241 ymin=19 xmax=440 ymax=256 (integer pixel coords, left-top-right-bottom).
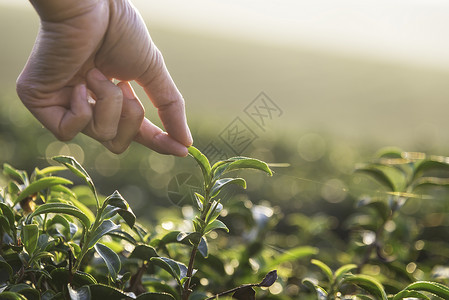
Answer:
xmin=205 ymin=284 xmax=257 ymax=300
xmin=182 ymin=244 xmax=199 ymax=300
xmin=182 ymin=187 xmax=211 ymax=300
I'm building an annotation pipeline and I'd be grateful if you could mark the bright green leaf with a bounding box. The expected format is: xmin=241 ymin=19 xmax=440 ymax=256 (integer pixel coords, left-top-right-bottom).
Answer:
xmin=2 ymin=163 xmax=28 ymax=185
xmin=403 ymin=281 xmax=449 ymax=299
xmin=14 ymin=176 xmax=73 ymax=205
xmin=393 ymin=290 xmax=431 ymax=300
xmin=204 ymin=219 xmax=229 ymax=235
xmin=188 ymin=146 xmax=211 ymax=181
xmin=27 ymin=203 xmax=91 ymax=229
xmin=210 ymin=178 xmax=246 ymax=197
xmin=21 ymin=224 xmax=38 ymax=254
xmin=334 ymin=263 xmax=357 ymax=282
xmin=53 ymin=155 xmax=98 ymax=208
xmin=311 ymin=259 xmax=333 ymax=283
xmin=355 ymin=164 xmax=406 ymax=192
xmin=343 ymin=274 xmax=388 ymax=300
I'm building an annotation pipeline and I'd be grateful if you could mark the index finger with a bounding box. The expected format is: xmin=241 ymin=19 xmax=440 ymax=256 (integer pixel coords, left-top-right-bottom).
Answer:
xmin=136 ymin=51 xmax=193 ymax=147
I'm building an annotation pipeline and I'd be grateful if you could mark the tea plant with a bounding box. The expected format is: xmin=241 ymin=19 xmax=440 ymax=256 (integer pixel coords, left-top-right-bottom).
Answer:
xmin=300 ymin=148 xmax=449 ymax=299
xmin=0 ymin=146 xmax=279 ymax=299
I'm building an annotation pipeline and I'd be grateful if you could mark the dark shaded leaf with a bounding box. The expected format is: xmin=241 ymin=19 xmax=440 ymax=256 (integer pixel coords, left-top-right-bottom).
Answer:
xmin=198 ymin=237 xmax=208 ymax=258
xmin=0 ymin=292 xmax=27 ymax=299
xmin=258 ymin=270 xmax=277 ymax=287
xmin=89 ymin=284 xmax=134 ymax=299
xmin=232 ymin=286 xmax=255 ymax=300
xmin=86 ymin=220 xmax=119 ymax=249
xmin=136 ymin=292 xmax=175 ymax=300
xmin=129 ymin=244 xmax=158 ymax=261
xmin=150 ymin=257 xmax=187 ymax=284
xmin=108 ymin=229 xmax=137 ymax=245
xmin=50 ymin=268 xmax=97 ymax=290
xmin=68 ymin=284 xmax=91 ymax=300
xmin=95 ymin=243 xmax=121 ymax=280
xmin=0 ymin=203 xmax=15 ymax=228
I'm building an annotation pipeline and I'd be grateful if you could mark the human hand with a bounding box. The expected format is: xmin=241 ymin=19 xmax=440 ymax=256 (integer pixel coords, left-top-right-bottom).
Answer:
xmin=16 ymin=0 xmax=192 ymax=156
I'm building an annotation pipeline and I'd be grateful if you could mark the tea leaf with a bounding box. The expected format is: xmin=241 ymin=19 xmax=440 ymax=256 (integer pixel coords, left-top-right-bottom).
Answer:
xmin=311 ymin=259 xmax=333 ymax=283
xmin=224 ymin=157 xmax=273 ymax=176
xmin=403 ymin=281 xmax=449 ymax=299
xmin=188 ymin=146 xmax=211 ymax=181
xmin=89 ymin=284 xmax=134 ymax=299
xmin=259 ymin=270 xmax=278 ymax=287
xmin=14 ymin=176 xmax=73 ymax=205
xmin=0 ymin=203 xmax=15 ymax=230
xmin=21 ymin=224 xmax=38 ymax=255
xmin=86 ymin=220 xmax=120 ymax=249
xmin=2 ymin=163 xmax=28 ymax=185
xmin=204 ymin=219 xmax=229 ymax=235
xmin=151 ymin=257 xmax=188 ymax=284
xmin=68 ymin=284 xmax=91 ymax=300
xmin=0 ymin=292 xmax=27 ymax=300
xmin=232 ymin=286 xmax=256 ymax=300
xmin=334 ymin=264 xmax=357 ymax=282
xmin=393 ymin=290 xmax=430 ymax=300
xmin=95 ymin=243 xmax=121 ymax=281
xmin=136 ymin=292 xmax=175 ymax=300
xmin=129 ymin=244 xmax=158 ymax=261
xmin=343 ymin=274 xmax=388 ymax=300
xmin=355 ymin=164 xmax=406 ymax=192
xmin=27 ymin=203 xmax=91 ymax=229
xmin=53 ymin=155 xmax=98 ymax=208
xmin=210 ymin=178 xmax=246 ymax=197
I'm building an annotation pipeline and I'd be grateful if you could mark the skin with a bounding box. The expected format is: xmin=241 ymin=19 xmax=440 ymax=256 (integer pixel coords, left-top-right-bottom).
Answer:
xmin=16 ymin=0 xmax=193 ymax=156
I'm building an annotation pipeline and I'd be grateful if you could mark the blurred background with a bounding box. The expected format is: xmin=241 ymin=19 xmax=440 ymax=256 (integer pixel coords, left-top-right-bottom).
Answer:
xmin=2 ymin=1 xmax=449 ymax=213
xmin=2 ymin=0 xmax=449 ymax=297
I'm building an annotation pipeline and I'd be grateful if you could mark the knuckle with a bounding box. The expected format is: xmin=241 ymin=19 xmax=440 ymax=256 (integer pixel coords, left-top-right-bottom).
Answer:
xmin=95 ymin=130 xmax=117 ymax=142
xmin=54 ymin=130 xmax=76 ymax=142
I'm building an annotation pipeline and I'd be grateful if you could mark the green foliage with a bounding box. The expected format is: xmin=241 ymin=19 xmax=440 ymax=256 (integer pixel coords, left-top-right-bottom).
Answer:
xmin=0 ymin=148 xmax=280 ymax=299
xmin=1 ymin=147 xmax=449 ymax=299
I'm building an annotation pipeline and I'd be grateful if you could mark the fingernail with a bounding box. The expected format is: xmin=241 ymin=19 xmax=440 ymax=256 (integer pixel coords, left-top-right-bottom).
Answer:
xmin=79 ymin=84 xmax=87 ymax=98
xmin=90 ymin=68 xmax=107 ymax=81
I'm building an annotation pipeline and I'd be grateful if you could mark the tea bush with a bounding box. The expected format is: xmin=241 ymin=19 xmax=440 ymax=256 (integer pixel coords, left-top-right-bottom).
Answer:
xmin=1 ymin=146 xmax=449 ymax=299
